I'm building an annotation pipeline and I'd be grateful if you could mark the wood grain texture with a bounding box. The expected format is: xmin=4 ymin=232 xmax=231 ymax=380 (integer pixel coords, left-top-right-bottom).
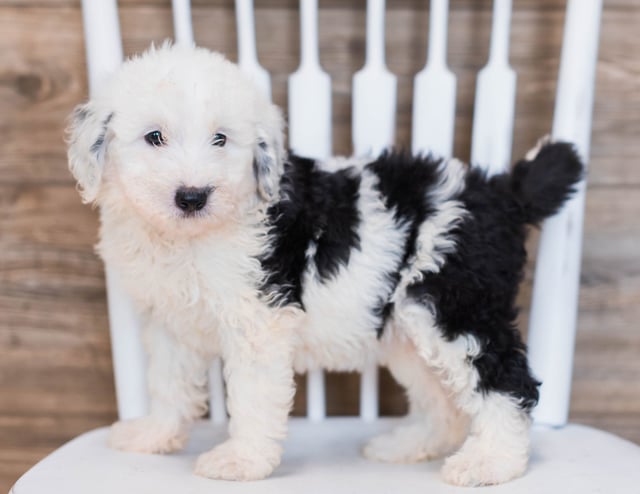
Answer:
xmin=1 ymin=0 xmax=639 ymax=491
xmin=4 ymin=1 xmax=640 ymax=10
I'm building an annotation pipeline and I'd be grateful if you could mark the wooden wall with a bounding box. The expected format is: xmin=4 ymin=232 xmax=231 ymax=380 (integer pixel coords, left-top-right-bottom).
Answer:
xmin=1 ymin=0 xmax=639 ymax=490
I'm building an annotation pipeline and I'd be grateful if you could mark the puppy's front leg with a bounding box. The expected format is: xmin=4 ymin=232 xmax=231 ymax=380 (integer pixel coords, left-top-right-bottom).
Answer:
xmin=195 ymin=312 xmax=295 ymax=481
xmin=109 ymin=321 xmax=210 ymax=454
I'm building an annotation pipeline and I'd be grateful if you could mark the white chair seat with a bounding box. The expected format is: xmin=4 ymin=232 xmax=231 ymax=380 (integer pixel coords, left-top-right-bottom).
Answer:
xmin=11 ymin=418 xmax=640 ymax=493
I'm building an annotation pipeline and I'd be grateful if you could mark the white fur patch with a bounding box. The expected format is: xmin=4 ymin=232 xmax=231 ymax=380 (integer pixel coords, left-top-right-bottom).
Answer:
xmin=294 ymin=169 xmax=407 ymax=372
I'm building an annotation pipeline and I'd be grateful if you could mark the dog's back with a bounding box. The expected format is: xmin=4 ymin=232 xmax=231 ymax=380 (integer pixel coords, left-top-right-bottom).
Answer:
xmin=262 ymin=141 xmax=583 ymax=405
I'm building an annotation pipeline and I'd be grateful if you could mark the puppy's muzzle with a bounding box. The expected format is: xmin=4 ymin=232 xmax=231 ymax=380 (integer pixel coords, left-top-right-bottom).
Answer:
xmin=175 ymin=186 xmax=212 ymax=214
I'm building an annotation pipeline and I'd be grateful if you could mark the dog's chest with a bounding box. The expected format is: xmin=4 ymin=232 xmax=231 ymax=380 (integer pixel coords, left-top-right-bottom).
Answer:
xmin=99 ymin=226 xmax=265 ymax=337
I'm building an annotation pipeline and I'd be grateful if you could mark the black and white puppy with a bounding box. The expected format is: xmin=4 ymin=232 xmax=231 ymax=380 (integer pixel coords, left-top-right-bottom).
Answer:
xmin=67 ymin=44 xmax=583 ymax=486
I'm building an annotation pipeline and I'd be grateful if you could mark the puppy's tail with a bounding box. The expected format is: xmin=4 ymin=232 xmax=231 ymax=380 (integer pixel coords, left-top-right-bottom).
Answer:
xmin=510 ymin=140 xmax=584 ymax=225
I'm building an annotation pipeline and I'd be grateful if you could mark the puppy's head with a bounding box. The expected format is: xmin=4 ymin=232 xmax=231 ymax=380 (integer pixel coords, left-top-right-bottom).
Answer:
xmin=67 ymin=44 xmax=283 ymax=236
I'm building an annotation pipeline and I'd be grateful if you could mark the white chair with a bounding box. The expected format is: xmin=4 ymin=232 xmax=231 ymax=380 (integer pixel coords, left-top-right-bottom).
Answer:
xmin=11 ymin=0 xmax=640 ymax=492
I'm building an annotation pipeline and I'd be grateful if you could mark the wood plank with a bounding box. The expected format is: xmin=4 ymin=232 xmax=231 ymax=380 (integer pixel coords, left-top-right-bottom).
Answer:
xmin=0 ymin=182 xmax=114 ymax=490
xmin=0 ymin=6 xmax=86 ymax=185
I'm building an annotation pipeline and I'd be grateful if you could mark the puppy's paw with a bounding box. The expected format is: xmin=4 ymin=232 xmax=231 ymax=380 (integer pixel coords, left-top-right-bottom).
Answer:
xmin=194 ymin=439 xmax=282 ymax=481
xmin=441 ymin=437 xmax=527 ymax=486
xmin=363 ymin=423 xmax=457 ymax=464
xmin=108 ymin=417 xmax=188 ymax=454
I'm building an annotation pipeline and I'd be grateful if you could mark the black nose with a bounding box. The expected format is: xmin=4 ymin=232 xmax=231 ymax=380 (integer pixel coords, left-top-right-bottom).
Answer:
xmin=175 ymin=187 xmax=210 ymax=213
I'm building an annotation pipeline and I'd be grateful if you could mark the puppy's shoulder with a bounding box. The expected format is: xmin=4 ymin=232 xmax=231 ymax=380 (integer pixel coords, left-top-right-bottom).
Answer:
xmin=275 ymin=154 xmax=362 ymax=215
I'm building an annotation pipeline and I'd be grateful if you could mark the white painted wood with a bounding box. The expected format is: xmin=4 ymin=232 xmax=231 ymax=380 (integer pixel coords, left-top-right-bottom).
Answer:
xmin=208 ymin=358 xmax=227 ymax=424
xmin=14 ymin=421 xmax=640 ymax=493
xmin=306 ymin=369 xmax=326 ymax=422
xmin=171 ymin=0 xmax=194 ymax=46
xmin=235 ymin=0 xmax=271 ymax=99
xmin=359 ymin=357 xmax=379 ymax=422
xmin=411 ymin=0 xmax=456 ymax=158
xmin=528 ymin=0 xmax=603 ymax=427
xmin=81 ymin=0 xmax=123 ymax=96
xmin=288 ymin=0 xmax=332 ymax=161
xmin=238 ymin=1 xmax=336 ymax=422
xmin=470 ymin=0 xmax=516 ymax=174
xmin=207 ymin=361 xmax=226 ymax=423
xmin=104 ymin=270 xmax=148 ymax=420
xmin=287 ymin=1 xmax=330 ymax=420
xmin=352 ymin=0 xmax=397 ymax=158
xmin=352 ymin=0 xmax=395 ymax=419
xmin=81 ymin=0 xmax=149 ymax=421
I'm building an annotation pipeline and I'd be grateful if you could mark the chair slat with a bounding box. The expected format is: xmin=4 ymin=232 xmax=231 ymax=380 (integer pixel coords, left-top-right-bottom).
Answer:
xmin=352 ymin=0 xmax=397 ymax=158
xmin=81 ymin=0 xmax=123 ymax=95
xmin=104 ymin=270 xmax=149 ymax=420
xmin=470 ymin=0 xmax=515 ymax=174
xmin=286 ymin=0 xmax=331 ymax=421
xmin=235 ymin=0 xmax=271 ymax=98
xmin=208 ymin=358 xmax=227 ymax=424
xmin=352 ymin=0 xmax=397 ymax=420
xmin=81 ymin=0 xmax=149 ymax=421
xmin=288 ymin=0 xmax=332 ymax=161
xmin=208 ymin=363 xmax=226 ymax=423
xmin=528 ymin=0 xmax=603 ymax=427
xmin=412 ymin=0 xmax=456 ymax=158
xmin=306 ymin=369 xmax=327 ymax=422
xmin=360 ymin=358 xmax=379 ymax=422
xmin=171 ymin=0 xmax=194 ymax=46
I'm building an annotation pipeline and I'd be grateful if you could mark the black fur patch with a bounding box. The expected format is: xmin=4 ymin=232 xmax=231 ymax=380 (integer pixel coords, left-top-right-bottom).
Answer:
xmin=406 ymin=142 xmax=583 ymax=410
xmin=406 ymin=169 xmax=540 ymax=409
xmin=261 ymin=155 xmax=361 ymax=306
xmin=73 ymin=105 xmax=91 ymax=122
xmin=366 ymin=151 xmax=441 ymax=264
xmin=511 ymin=141 xmax=584 ymax=224
xmin=90 ymin=134 xmax=105 ymax=154
xmin=253 ymin=140 xmax=275 ymax=198
xmin=371 ymin=287 xmax=397 ymax=337
xmin=90 ymin=112 xmax=114 ymax=154
xmin=365 ymin=151 xmax=442 ymax=335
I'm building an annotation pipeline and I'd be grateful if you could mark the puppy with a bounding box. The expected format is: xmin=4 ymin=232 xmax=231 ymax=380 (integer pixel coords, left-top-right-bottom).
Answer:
xmin=67 ymin=43 xmax=583 ymax=486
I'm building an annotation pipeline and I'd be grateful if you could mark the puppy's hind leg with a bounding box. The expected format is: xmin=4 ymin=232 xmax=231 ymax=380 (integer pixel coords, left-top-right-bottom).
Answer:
xmin=397 ymin=303 xmax=535 ymax=487
xmin=363 ymin=336 xmax=468 ymax=463
xmin=441 ymin=391 xmax=531 ymax=487
xmin=108 ymin=320 xmax=210 ymax=454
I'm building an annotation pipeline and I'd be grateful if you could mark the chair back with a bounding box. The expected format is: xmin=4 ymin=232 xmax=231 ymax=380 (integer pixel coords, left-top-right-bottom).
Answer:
xmin=79 ymin=0 xmax=603 ymax=427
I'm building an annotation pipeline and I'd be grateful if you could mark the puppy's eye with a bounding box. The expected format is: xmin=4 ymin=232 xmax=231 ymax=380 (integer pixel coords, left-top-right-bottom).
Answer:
xmin=144 ymin=130 xmax=166 ymax=147
xmin=212 ymin=133 xmax=227 ymax=147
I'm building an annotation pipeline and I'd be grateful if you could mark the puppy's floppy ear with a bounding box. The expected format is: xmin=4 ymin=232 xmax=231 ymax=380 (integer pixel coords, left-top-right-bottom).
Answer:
xmin=253 ymin=104 xmax=285 ymax=202
xmin=66 ymin=102 xmax=114 ymax=203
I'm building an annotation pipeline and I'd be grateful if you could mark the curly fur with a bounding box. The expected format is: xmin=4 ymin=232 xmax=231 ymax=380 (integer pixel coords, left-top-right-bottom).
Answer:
xmin=67 ymin=44 xmax=583 ymax=487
